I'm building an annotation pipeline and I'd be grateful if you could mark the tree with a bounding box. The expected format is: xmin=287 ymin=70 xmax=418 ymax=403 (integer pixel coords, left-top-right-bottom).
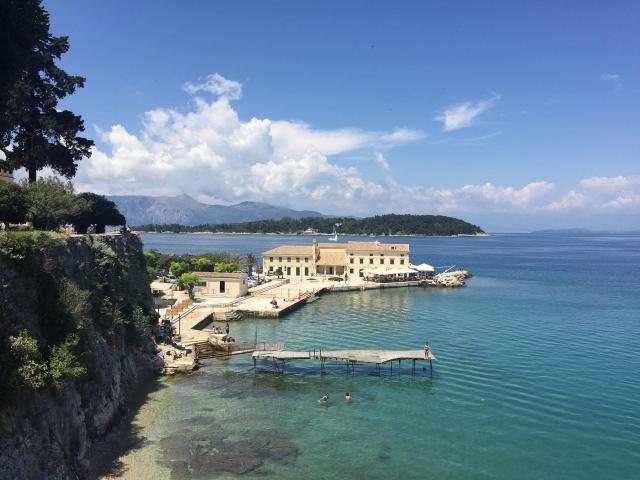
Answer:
xmin=0 ymin=181 xmax=28 ymax=223
xmin=192 ymin=257 xmax=213 ymax=272
xmin=214 ymin=262 xmax=239 ymax=273
xmin=170 ymin=261 xmax=189 ymax=277
xmin=275 ymin=267 xmax=283 ymax=279
xmin=70 ymin=192 xmax=125 ymax=234
xmin=176 ymin=273 xmax=199 ymax=300
xmin=244 ymin=253 xmax=257 ymax=277
xmin=24 ymin=177 xmax=86 ymax=230
xmin=0 ymin=0 xmax=93 ymax=182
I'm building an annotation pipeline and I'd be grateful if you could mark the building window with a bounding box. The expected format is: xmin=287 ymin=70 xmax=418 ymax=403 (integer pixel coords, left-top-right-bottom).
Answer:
xmin=390 ymin=259 xmax=395 ymax=265
xmin=305 ymin=257 xmax=309 ymax=263
xmin=296 ymin=267 xmax=300 ymax=276
xmin=287 ymin=267 xmax=291 ymax=276
xmin=369 ymin=258 xmax=374 ymax=264
xmin=369 ymin=253 xmax=373 ymax=256
xmin=296 ymin=257 xmax=300 ymax=262
xmin=287 ymin=257 xmax=291 ymax=262
xmin=350 ymin=258 xmax=354 ymax=264
xmin=269 ymin=257 xmax=273 ymax=262
xmin=359 ymin=258 xmax=364 ymax=264
xmin=359 ymin=270 xmax=364 ymax=277
xmin=350 ymin=268 xmax=354 ymax=274
xmin=380 ymin=254 xmax=384 ymax=257
xmin=400 ymin=259 xmax=404 ymax=265
xmin=278 ymin=257 xmax=282 ymax=262
xmin=304 ymin=267 xmax=309 ymax=276
xmin=380 ymin=259 xmax=385 ymax=264
xmin=400 ymin=253 xmax=404 ymax=257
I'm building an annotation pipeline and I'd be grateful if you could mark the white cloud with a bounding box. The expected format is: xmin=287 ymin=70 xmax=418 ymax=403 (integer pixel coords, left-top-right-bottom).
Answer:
xmin=75 ymin=73 xmax=423 ymax=210
xmin=579 ymin=175 xmax=640 ymax=191
xmin=183 ymin=73 xmax=242 ymax=99
xmin=70 ymin=74 xmax=640 ymax=219
xmin=600 ymin=73 xmax=620 ymax=81
xmin=435 ymin=95 xmax=500 ymax=132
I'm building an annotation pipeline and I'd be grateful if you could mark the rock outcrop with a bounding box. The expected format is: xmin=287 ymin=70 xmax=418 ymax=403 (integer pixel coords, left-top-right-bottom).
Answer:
xmin=0 ymin=233 xmax=159 ymax=480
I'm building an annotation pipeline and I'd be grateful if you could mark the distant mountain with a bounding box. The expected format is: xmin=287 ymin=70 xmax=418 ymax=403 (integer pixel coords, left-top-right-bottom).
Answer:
xmin=108 ymin=194 xmax=322 ymax=226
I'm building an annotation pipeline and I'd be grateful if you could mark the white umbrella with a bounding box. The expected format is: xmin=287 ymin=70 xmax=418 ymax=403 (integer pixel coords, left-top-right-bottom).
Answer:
xmin=415 ymin=263 xmax=435 ymax=273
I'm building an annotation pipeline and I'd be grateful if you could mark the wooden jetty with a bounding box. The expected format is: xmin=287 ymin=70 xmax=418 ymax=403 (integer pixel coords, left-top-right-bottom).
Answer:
xmin=252 ymin=348 xmax=437 ymax=375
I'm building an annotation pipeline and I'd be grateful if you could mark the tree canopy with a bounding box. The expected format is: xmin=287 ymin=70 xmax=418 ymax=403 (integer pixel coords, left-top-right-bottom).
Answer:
xmin=0 ymin=0 xmax=93 ymax=182
xmin=71 ymin=192 xmax=126 ymax=234
xmin=134 ymin=214 xmax=485 ymax=236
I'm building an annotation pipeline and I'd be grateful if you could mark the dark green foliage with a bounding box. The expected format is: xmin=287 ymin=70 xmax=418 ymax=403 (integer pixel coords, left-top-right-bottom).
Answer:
xmin=0 ymin=0 xmax=93 ymax=182
xmin=70 ymin=192 xmax=126 ymax=234
xmin=176 ymin=273 xmax=199 ymax=299
xmin=0 ymin=233 xmax=156 ymax=398
xmin=24 ymin=177 xmax=86 ymax=230
xmin=9 ymin=330 xmax=48 ymax=389
xmin=244 ymin=253 xmax=257 ymax=277
xmin=49 ymin=334 xmax=85 ymax=380
xmin=134 ymin=214 xmax=485 ymax=236
xmin=0 ymin=181 xmax=28 ymax=223
xmin=214 ymin=262 xmax=239 ymax=273
xmin=170 ymin=261 xmax=189 ymax=277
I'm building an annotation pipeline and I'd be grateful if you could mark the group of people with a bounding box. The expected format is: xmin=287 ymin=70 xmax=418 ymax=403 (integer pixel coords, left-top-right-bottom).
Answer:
xmin=212 ymin=322 xmax=230 ymax=335
xmin=319 ymin=392 xmax=352 ymax=403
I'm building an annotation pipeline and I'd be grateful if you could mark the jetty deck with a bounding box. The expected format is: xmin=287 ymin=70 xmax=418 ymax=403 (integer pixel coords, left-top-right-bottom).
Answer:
xmin=252 ymin=348 xmax=436 ymax=374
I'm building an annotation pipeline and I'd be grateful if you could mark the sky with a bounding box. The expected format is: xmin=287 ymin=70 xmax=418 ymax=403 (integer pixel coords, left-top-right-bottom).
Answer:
xmin=30 ymin=0 xmax=640 ymax=231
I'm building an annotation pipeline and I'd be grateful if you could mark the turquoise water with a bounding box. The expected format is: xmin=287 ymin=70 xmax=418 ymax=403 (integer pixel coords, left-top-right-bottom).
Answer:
xmin=128 ymin=233 xmax=640 ymax=479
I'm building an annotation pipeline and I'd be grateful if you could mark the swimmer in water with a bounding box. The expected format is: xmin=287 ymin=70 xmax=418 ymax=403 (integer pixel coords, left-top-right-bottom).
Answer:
xmin=344 ymin=392 xmax=352 ymax=401
xmin=320 ymin=393 xmax=329 ymax=403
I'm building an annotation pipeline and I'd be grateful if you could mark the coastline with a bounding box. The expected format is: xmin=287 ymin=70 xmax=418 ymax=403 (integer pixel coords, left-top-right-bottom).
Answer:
xmin=135 ymin=231 xmax=490 ymax=238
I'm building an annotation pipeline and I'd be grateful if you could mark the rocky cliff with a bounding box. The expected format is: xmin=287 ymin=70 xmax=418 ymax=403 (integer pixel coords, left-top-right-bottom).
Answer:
xmin=0 ymin=232 xmax=160 ymax=480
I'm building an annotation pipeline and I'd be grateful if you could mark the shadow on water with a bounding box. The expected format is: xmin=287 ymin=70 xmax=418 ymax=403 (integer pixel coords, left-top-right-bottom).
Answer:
xmin=88 ymin=372 xmax=166 ymax=479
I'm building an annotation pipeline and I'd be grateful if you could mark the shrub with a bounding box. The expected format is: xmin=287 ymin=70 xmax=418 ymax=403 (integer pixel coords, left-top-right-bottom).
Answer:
xmin=176 ymin=273 xmax=199 ymax=299
xmin=328 ymin=276 xmax=344 ymax=282
xmin=0 ymin=181 xmax=28 ymax=223
xmin=70 ymin=192 xmax=126 ymax=234
xmin=214 ymin=262 xmax=239 ymax=273
xmin=49 ymin=334 xmax=85 ymax=381
xmin=170 ymin=261 xmax=189 ymax=277
xmin=23 ymin=177 xmax=87 ymax=230
xmin=9 ymin=330 xmax=48 ymax=389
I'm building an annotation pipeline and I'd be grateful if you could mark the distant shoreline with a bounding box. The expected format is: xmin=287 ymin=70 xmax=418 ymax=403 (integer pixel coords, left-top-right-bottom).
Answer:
xmin=135 ymin=231 xmax=491 ymax=238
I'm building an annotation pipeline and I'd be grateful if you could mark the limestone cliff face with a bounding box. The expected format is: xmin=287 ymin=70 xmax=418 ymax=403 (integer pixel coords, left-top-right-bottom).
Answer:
xmin=0 ymin=233 xmax=159 ymax=480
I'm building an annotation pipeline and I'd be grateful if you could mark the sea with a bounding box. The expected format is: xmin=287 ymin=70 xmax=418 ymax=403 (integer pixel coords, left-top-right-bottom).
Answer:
xmin=103 ymin=232 xmax=640 ymax=479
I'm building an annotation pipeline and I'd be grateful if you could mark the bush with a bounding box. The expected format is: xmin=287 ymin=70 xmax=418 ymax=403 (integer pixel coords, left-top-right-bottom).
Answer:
xmin=70 ymin=192 xmax=126 ymax=234
xmin=23 ymin=177 xmax=86 ymax=230
xmin=9 ymin=330 xmax=48 ymax=389
xmin=176 ymin=272 xmax=199 ymax=299
xmin=49 ymin=334 xmax=85 ymax=380
xmin=328 ymin=276 xmax=344 ymax=282
xmin=214 ymin=262 xmax=239 ymax=273
xmin=0 ymin=181 xmax=28 ymax=223
xmin=170 ymin=261 xmax=189 ymax=277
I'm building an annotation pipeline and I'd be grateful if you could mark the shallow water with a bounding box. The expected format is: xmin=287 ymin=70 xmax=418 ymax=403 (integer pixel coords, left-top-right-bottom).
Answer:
xmin=109 ymin=233 xmax=640 ymax=479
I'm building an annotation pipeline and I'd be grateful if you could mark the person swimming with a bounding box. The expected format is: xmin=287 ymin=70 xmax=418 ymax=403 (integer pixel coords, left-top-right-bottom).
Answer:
xmin=344 ymin=392 xmax=352 ymax=401
xmin=319 ymin=393 xmax=329 ymax=403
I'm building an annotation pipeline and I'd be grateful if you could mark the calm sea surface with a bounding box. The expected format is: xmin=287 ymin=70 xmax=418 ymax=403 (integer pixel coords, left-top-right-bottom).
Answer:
xmin=117 ymin=233 xmax=640 ymax=479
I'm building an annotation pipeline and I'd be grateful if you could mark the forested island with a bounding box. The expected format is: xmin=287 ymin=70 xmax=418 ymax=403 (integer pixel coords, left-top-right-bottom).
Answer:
xmin=134 ymin=214 xmax=485 ymax=236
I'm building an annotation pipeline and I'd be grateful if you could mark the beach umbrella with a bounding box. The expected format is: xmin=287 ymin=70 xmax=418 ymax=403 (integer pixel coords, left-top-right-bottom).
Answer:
xmin=415 ymin=263 xmax=435 ymax=273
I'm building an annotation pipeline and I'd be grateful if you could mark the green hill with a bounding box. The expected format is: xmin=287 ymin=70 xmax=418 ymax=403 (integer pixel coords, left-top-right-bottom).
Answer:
xmin=134 ymin=214 xmax=485 ymax=236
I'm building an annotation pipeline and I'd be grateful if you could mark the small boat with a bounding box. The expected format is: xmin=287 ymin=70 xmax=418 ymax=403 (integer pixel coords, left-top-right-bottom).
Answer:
xmin=328 ymin=226 xmax=338 ymax=241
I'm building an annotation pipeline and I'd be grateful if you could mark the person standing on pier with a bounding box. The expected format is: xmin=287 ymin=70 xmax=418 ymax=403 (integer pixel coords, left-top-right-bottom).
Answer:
xmin=225 ymin=322 xmax=230 ymax=336
xmin=424 ymin=341 xmax=430 ymax=359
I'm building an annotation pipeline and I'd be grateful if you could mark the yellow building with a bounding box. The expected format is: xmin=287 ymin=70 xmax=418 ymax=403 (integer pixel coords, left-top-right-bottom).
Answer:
xmin=262 ymin=240 xmax=410 ymax=278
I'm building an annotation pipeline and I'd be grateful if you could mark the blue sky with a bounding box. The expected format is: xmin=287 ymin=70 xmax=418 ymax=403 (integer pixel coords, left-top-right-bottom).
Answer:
xmin=41 ymin=0 xmax=640 ymax=231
